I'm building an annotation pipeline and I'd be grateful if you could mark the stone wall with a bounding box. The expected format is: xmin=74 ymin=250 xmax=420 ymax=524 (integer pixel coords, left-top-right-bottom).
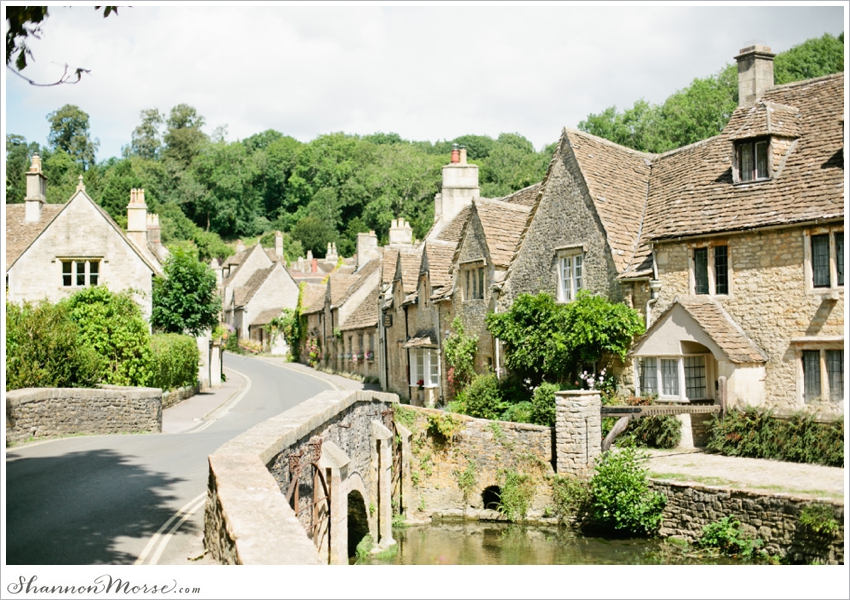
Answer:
xmin=5 ymin=386 xmax=162 ymax=444
xmin=397 ymin=406 xmax=555 ymax=521
xmin=652 ymin=479 xmax=844 ymax=564
xmin=554 ymin=390 xmax=602 ymax=476
xmin=161 ymin=384 xmax=199 ymax=410
xmin=653 ymin=224 xmax=844 ymax=411
xmin=205 ymin=389 xmax=400 ymax=564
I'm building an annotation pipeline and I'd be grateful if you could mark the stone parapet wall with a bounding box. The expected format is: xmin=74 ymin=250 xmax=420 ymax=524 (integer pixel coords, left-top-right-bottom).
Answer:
xmin=554 ymin=390 xmax=602 ymax=476
xmin=5 ymin=386 xmax=162 ymax=444
xmin=652 ymin=479 xmax=844 ymax=564
xmin=204 ymin=389 xmax=399 ymax=564
xmin=161 ymin=384 xmax=199 ymax=410
xmin=399 ymin=406 xmax=555 ymax=520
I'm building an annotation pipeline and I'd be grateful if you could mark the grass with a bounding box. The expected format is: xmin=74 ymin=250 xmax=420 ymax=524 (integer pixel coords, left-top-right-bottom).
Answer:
xmin=650 ymin=472 xmax=842 ymax=499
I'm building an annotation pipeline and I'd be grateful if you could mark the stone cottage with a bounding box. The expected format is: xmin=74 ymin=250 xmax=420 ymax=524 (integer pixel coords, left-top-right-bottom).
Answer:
xmin=232 ymin=260 xmax=300 ymax=353
xmin=5 ymin=156 xmax=165 ymax=319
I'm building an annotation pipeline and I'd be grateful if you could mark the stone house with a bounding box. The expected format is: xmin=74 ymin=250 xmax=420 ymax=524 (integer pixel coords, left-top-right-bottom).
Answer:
xmin=232 ymin=261 xmax=300 ymax=353
xmin=631 ymin=50 xmax=844 ymax=413
xmin=5 ymin=156 xmax=165 ymax=319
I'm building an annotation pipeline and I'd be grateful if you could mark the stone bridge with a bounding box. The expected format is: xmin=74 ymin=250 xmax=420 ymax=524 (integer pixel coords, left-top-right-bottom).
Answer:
xmin=204 ymin=389 xmax=413 ymax=564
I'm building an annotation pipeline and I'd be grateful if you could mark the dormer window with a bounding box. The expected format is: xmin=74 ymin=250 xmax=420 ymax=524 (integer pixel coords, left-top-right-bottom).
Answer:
xmin=737 ymin=138 xmax=769 ymax=182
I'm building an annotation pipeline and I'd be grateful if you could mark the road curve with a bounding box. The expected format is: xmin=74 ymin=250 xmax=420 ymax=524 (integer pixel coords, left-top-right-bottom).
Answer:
xmin=4 ymin=354 xmax=332 ymax=565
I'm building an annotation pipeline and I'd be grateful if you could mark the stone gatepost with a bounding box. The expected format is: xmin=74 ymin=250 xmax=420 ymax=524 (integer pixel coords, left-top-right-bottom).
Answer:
xmin=370 ymin=420 xmax=395 ymax=549
xmin=210 ymin=341 xmax=222 ymax=387
xmin=396 ymin=423 xmax=413 ymax=515
xmin=555 ymin=390 xmax=602 ymax=477
xmin=319 ymin=441 xmax=351 ymax=565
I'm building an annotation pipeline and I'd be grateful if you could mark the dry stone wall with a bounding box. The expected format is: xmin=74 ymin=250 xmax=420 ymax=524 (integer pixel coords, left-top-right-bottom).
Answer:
xmin=398 ymin=406 xmax=555 ymax=521
xmin=5 ymin=386 xmax=161 ymax=444
xmin=652 ymin=479 xmax=844 ymax=564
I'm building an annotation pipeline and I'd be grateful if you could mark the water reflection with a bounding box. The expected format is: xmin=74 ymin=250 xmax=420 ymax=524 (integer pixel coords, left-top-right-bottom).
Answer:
xmin=360 ymin=522 xmax=745 ymax=565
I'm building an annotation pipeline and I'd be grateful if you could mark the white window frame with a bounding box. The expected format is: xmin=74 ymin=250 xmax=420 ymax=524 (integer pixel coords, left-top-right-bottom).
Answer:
xmin=635 ymin=354 xmax=714 ymax=402
xmin=688 ymin=242 xmax=732 ymax=297
xmin=409 ymin=348 xmax=439 ymax=388
xmin=556 ymin=248 xmax=583 ymax=303
xmin=60 ymin=258 xmax=101 ymax=288
xmin=803 ymin=227 xmax=844 ymax=295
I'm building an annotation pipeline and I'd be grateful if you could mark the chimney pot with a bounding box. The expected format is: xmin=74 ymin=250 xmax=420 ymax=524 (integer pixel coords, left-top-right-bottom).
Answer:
xmin=459 ymin=147 xmax=467 ymax=164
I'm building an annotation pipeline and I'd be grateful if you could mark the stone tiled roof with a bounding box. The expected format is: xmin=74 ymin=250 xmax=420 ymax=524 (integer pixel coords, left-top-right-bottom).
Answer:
xmin=339 ymin=285 xmax=379 ymax=332
xmin=436 ymin=205 xmax=472 ymax=243
xmin=643 ymin=73 xmax=844 ymax=245
xmin=234 ymin=266 xmax=274 ymax=307
xmin=640 ymin=296 xmax=768 ymax=364
xmin=251 ymin=308 xmax=283 ymax=326
xmin=302 ymin=285 xmax=328 ymax=315
xmin=473 ymin=199 xmax=532 ymax=268
xmin=499 ymin=182 xmax=543 ymax=207
xmin=381 ymin=248 xmax=400 ymax=285
xmin=299 ymin=282 xmax=326 ymax=313
xmin=402 ymin=329 xmax=437 ymax=349
xmin=328 ymin=272 xmax=360 ymax=307
xmin=4 ymin=203 xmax=65 ymax=270
xmin=335 ymin=258 xmax=380 ymax=308
xmin=396 ymin=247 xmax=423 ymax=295
xmin=422 ymin=240 xmax=456 ymax=296
xmin=564 ymin=129 xmax=653 ymax=274
xmin=728 ymin=101 xmax=802 ymax=140
xmin=263 ymin=248 xmax=284 ymax=263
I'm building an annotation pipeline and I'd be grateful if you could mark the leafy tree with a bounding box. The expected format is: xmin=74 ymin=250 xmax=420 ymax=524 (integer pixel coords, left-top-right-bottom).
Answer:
xmin=66 ymin=286 xmax=153 ymax=387
xmin=486 ymin=291 xmax=644 ymax=384
xmin=5 ymin=134 xmax=40 ymax=203
xmin=40 ymin=147 xmax=82 ymax=204
xmin=774 ymin=32 xmax=844 ymax=84
xmin=291 ymin=215 xmax=336 ymax=257
xmin=5 ymin=299 xmax=102 ymax=390
xmin=163 ymin=104 xmax=208 ymax=166
xmin=46 ymin=104 xmax=99 ymax=170
xmin=152 ymin=246 xmax=221 ymax=336
xmin=129 ymin=108 xmax=165 ymax=160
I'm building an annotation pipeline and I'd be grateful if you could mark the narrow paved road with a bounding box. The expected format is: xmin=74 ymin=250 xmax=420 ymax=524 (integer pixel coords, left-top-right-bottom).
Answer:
xmin=4 ymin=354 xmax=334 ymax=565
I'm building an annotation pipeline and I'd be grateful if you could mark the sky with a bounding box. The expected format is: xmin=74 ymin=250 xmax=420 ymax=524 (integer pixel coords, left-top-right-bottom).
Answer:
xmin=2 ymin=3 xmax=846 ymax=162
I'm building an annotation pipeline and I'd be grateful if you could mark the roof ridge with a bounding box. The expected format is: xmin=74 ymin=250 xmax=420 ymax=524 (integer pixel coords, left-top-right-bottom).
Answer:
xmin=768 ymin=71 xmax=843 ymax=91
xmin=474 ymin=197 xmax=532 ymax=212
xmin=564 ymin=127 xmax=657 ymax=159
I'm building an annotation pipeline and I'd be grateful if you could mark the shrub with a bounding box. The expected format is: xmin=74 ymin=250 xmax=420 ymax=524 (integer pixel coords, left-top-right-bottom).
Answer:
xmin=426 ymin=412 xmax=463 ymax=443
xmin=622 ymin=415 xmax=682 ymax=449
xmin=501 ymin=401 xmax=534 ymax=424
xmin=697 ymin=516 xmax=763 ymax=558
xmin=5 ymin=300 xmax=102 ymax=390
xmin=462 ymin=374 xmax=507 ymax=420
xmin=798 ymin=503 xmax=841 ymax=537
xmin=707 ymin=406 xmax=843 ymax=467
xmin=149 ymin=334 xmax=199 ymax=390
xmin=152 ymin=246 xmax=221 ymax=336
xmin=589 ymin=447 xmax=666 ymax=535
xmin=551 ymin=474 xmax=592 ymax=523
xmin=498 ymin=469 xmax=536 ymax=521
xmin=530 ymin=382 xmax=559 ymax=427
xmin=443 ymin=317 xmax=478 ymax=393
xmin=66 ymin=286 xmax=153 ymax=387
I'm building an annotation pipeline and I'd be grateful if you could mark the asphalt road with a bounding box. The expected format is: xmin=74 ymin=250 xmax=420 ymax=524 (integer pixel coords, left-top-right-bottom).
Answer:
xmin=4 ymin=353 xmax=333 ymax=565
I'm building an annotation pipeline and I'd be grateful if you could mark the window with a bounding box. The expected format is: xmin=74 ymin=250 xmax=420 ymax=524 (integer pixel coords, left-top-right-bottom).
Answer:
xmin=410 ymin=349 xmax=439 ymax=387
xmin=691 ymin=244 xmax=729 ymax=296
xmin=558 ymin=251 xmax=583 ymax=302
xmin=806 ymin=228 xmax=844 ymax=291
xmin=637 ymin=355 xmax=712 ymax=401
xmin=463 ymin=265 xmax=485 ymax=300
xmin=61 ymin=259 xmax=100 ymax=287
xmin=737 ymin=139 xmax=769 ymax=182
xmin=801 ymin=348 xmax=844 ymax=402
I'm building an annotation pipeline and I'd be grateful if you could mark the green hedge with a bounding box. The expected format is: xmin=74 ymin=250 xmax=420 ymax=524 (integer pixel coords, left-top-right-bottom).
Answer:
xmin=149 ymin=334 xmax=199 ymax=391
xmin=707 ymin=406 xmax=843 ymax=467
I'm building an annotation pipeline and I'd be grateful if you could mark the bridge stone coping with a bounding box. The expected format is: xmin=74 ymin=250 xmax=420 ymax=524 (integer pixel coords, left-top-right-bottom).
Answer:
xmin=205 ymin=388 xmax=399 ymax=564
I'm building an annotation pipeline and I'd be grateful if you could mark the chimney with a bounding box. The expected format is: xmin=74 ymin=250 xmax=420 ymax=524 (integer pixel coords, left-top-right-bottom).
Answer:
xmin=126 ymin=188 xmax=148 ymax=250
xmin=274 ymin=231 xmax=283 ymax=259
xmin=735 ymin=44 xmax=775 ymax=106
xmin=211 ymin=258 xmax=222 ymax=285
xmin=146 ymin=213 xmax=161 ymax=245
xmin=429 ymin=146 xmax=480 ymax=240
xmin=24 ymin=153 xmax=47 ymax=223
xmin=236 ymin=239 xmax=246 ymax=253
xmin=356 ymin=230 xmax=379 ymax=268
xmin=389 ymin=218 xmax=413 ymax=246
xmin=311 ymin=257 xmax=318 ymax=273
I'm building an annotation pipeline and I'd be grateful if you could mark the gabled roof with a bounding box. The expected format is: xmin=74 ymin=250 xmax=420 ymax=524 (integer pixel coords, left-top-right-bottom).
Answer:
xmin=335 ymin=258 xmax=380 ymax=308
xmin=472 ymin=199 xmax=532 ymax=269
xmin=381 ymin=248 xmax=399 ymax=285
xmin=421 ymin=240 xmax=456 ymax=296
xmin=436 ymin=204 xmax=472 ymax=243
xmin=223 ymin=244 xmax=269 ymax=287
xmin=633 ymin=296 xmax=768 ymax=364
xmin=643 ymin=73 xmax=843 ymax=245
xmin=728 ymin=101 xmax=802 ymax=140
xmin=302 ymin=285 xmax=328 ymax=315
xmin=394 ymin=246 xmax=423 ymax=296
xmin=299 ymin=282 xmax=326 ymax=313
xmin=328 ymin=271 xmax=360 ymax=308
xmin=564 ymin=128 xmax=653 ymax=275
xmin=234 ymin=265 xmax=275 ymax=307
xmin=4 ymin=203 xmax=65 ymax=270
xmin=339 ymin=285 xmax=380 ymax=332
xmin=252 ymin=308 xmax=284 ymax=326
xmin=6 ymin=190 xmax=162 ymax=276
xmin=500 ymin=182 xmax=543 ymax=207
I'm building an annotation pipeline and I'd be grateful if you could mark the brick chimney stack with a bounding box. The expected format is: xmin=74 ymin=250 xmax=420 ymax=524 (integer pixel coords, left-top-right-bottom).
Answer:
xmin=735 ymin=44 xmax=775 ymax=106
xmin=24 ymin=154 xmax=47 ymax=223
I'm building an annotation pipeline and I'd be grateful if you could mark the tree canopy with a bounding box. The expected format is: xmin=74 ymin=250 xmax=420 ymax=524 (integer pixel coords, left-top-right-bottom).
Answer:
xmin=47 ymin=104 xmax=100 ymax=170
xmin=151 ymin=247 xmax=221 ymax=336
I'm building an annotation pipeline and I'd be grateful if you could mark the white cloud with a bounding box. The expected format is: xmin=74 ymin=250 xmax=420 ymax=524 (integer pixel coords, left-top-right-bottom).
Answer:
xmin=4 ymin=3 xmax=845 ymax=160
